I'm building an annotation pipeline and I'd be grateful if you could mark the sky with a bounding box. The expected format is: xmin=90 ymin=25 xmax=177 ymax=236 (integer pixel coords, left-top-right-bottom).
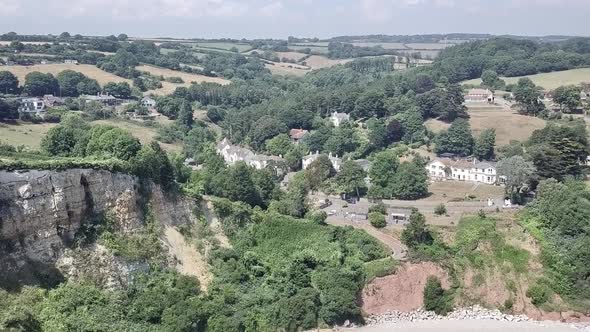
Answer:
xmin=0 ymin=0 xmax=589 ymax=39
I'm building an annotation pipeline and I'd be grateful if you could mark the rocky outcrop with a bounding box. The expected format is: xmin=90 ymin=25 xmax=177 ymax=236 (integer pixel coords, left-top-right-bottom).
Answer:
xmin=0 ymin=169 xmax=199 ymax=289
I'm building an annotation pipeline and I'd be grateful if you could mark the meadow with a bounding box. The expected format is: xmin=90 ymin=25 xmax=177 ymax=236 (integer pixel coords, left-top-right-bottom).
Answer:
xmin=462 ymin=68 xmax=590 ymax=90
xmin=0 ymin=121 xmax=58 ymax=148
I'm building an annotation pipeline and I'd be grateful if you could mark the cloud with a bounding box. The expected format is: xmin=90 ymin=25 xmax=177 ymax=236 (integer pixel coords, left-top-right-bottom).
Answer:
xmin=259 ymin=1 xmax=284 ymax=17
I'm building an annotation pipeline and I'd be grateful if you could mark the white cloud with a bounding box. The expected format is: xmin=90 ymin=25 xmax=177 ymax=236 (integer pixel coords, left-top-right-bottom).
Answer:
xmin=259 ymin=1 xmax=284 ymax=17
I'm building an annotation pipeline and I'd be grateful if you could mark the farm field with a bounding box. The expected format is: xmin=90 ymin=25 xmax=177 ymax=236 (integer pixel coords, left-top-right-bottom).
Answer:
xmin=136 ymin=65 xmax=230 ymax=95
xmin=1 ymin=64 xmax=131 ymax=86
xmin=303 ymin=55 xmax=352 ymax=69
xmin=0 ymin=121 xmax=57 ymax=148
xmin=195 ymin=42 xmax=252 ymax=52
xmin=93 ymin=119 xmax=182 ymax=152
xmin=275 ymin=51 xmax=308 ymax=62
xmin=462 ymin=68 xmax=590 ymax=90
xmin=425 ymin=108 xmax=546 ymax=146
xmin=405 ymin=42 xmax=450 ymax=50
xmin=290 ymin=45 xmax=329 ymax=54
xmin=351 ymin=42 xmax=407 ymax=49
xmin=265 ymin=62 xmax=309 ymax=76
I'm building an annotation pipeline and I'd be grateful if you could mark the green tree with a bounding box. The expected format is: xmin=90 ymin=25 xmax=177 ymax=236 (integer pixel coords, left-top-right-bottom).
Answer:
xmin=304 ymin=155 xmax=336 ymax=191
xmin=76 ymin=78 xmax=101 ymax=95
xmin=337 ymin=160 xmax=367 ymax=198
xmin=249 ymin=116 xmax=287 ymax=151
xmin=41 ymin=126 xmax=77 ymax=156
xmin=176 ymin=100 xmax=194 ymax=130
xmin=23 ymin=72 xmax=59 ymax=96
xmin=0 ymin=98 xmax=19 ymax=120
xmin=513 ymin=78 xmax=545 ymax=116
xmin=369 ymin=212 xmax=387 ymax=228
xmin=553 ymin=85 xmax=582 ymax=113
xmin=481 ymin=70 xmax=505 ymax=90
xmin=401 ymin=209 xmax=433 ymax=248
xmin=103 ymin=82 xmax=131 ymax=99
xmin=368 ymin=150 xmax=399 ymax=199
xmin=323 ymin=122 xmax=360 ymax=157
xmin=56 ymin=70 xmax=87 ymax=97
xmin=497 ymin=155 xmax=535 ymax=203
xmin=0 ymin=71 xmax=19 ymax=94
xmin=423 ymin=276 xmax=453 ymax=315
xmin=86 ymin=127 xmax=141 ymax=160
xmin=391 ymin=159 xmax=428 ymax=200
xmin=265 ymin=133 xmax=293 ymax=156
xmin=434 ymin=119 xmax=474 ymax=156
xmin=130 ymin=141 xmax=175 ymax=188
xmin=473 ymin=128 xmax=496 ymax=161
xmin=221 ymin=162 xmax=261 ymax=207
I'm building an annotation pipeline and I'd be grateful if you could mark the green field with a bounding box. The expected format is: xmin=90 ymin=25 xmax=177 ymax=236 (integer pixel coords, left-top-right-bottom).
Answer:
xmin=193 ymin=42 xmax=253 ymax=53
xmin=352 ymin=42 xmax=408 ymax=49
xmin=0 ymin=122 xmax=58 ymax=148
xmin=462 ymin=68 xmax=590 ymax=90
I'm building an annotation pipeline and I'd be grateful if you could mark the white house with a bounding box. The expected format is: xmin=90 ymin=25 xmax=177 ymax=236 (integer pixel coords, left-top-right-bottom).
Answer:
xmin=330 ymin=112 xmax=350 ymax=127
xmin=426 ymin=158 xmax=498 ymax=184
xmin=216 ymin=138 xmax=284 ymax=170
xmin=302 ymin=151 xmax=342 ymax=172
xmin=64 ymin=59 xmax=78 ymax=64
xmin=18 ymin=98 xmax=46 ymax=113
xmin=465 ymin=88 xmax=494 ymax=103
xmin=141 ymin=97 xmax=157 ymax=109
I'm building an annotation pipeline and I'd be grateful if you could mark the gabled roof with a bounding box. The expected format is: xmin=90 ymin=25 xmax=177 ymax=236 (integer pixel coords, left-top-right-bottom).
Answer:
xmin=289 ymin=128 xmax=309 ymax=140
xmin=331 ymin=112 xmax=350 ymax=120
xmin=467 ymin=88 xmax=492 ymax=95
xmin=474 ymin=161 xmax=497 ymax=169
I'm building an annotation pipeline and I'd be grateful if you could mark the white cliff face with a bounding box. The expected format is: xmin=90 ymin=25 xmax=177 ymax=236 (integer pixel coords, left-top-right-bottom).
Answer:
xmin=0 ymin=169 xmax=200 ymax=289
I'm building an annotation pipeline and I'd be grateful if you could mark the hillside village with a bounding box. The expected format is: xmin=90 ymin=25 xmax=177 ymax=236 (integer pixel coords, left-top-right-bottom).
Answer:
xmin=1 ymin=28 xmax=590 ymax=332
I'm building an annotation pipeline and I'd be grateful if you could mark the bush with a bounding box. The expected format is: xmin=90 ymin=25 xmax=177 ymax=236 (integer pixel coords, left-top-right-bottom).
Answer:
xmin=423 ymin=276 xmax=453 ymax=315
xmin=434 ymin=203 xmax=447 ymax=216
xmin=368 ymin=202 xmax=387 ymax=215
xmin=526 ymin=283 xmax=551 ymax=306
xmin=308 ymin=210 xmax=327 ymax=225
xmin=369 ymin=212 xmax=387 ymax=228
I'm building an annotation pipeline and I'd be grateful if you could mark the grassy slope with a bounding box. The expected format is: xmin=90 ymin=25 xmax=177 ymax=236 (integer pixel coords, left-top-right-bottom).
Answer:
xmin=462 ymin=68 xmax=590 ymax=90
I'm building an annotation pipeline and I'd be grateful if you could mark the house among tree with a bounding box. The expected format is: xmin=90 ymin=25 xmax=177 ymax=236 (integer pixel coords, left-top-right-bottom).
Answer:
xmin=289 ymin=128 xmax=309 ymax=144
xmin=302 ymin=151 xmax=342 ymax=171
xmin=426 ymin=158 xmax=498 ymax=184
xmin=80 ymin=93 xmax=121 ymax=106
xmin=465 ymin=88 xmax=494 ymax=103
xmin=216 ymin=138 xmax=285 ymax=170
xmin=330 ymin=111 xmax=350 ymax=127
xmin=141 ymin=97 xmax=157 ymax=109
xmin=64 ymin=59 xmax=78 ymax=65
xmin=18 ymin=98 xmax=46 ymax=113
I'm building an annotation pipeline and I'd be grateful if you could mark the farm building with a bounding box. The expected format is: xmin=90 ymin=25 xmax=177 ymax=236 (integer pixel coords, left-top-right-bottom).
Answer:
xmin=302 ymin=151 xmax=342 ymax=172
xmin=330 ymin=112 xmax=350 ymax=127
xmin=64 ymin=59 xmax=78 ymax=64
xmin=426 ymin=158 xmax=498 ymax=184
xmin=465 ymin=88 xmax=494 ymax=103
xmin=289 ymin=128 xmax=309 ymax=143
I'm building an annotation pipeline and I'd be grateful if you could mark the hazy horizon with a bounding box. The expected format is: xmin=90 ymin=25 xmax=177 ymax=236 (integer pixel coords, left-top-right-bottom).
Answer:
xmin=1 ymin=0 xmax=589 ymax=40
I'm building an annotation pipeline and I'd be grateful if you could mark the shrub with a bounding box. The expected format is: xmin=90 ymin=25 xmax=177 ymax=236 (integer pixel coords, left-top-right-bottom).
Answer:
xmin=369 ymin=212 xmax=387 ymax=228
xmin=368 ymin=202 xmax=387 ymax=215
xmin=423 ymin=276 xmax=453 ymax=315
xmin=526 ymin=283 xmax=551 ymax=306
xmin=308 ymin=210 xmax=327 ymax=225
xmin=434 ymin=203 xmax=447 ymax=216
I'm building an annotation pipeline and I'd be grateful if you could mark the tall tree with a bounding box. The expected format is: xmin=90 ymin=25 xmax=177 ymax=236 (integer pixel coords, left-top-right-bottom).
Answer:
xmin=513 ymin=78 xmax=545 ymax=116
xmin=434 ymin=119 xmax=474 ymax=156
xmin=176 ymin=100 xmax=194 ymax=130
xmin=304 ymin=155 xmax=336 ymax=191
xmin=553 ymin=85 xmax=582 ymax=113
xmin=497 ymin=155 xmax=536 ymax=203
xmin=23 ymin=72 xmax=59 ymax=96
xmin=391 ymin=159 xmax=429 ymax=200
xmin=473 ymin=128 xmax=496 ymax=161
xmin=368 ymin=150 xmax=399 ymax=199
xmin=0 ymin=71 xmax=19 ymax=94
xmin=337 ymin=160 xmax=367 ymax=198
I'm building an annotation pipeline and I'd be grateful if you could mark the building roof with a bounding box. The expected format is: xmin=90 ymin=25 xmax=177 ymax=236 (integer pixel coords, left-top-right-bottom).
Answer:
xmin=467 ymin=88 xmax=492 ymax=96
xmin=429 ymin=158 xmax=496 ymax=170
xmin=354 ymin=159 xmax=371 ymax=172
xmin=82 ymin=94 xmax=116 ymax=101
xmin=289 ymin=128 xmax=309 ymax=140
xmin=330 ymin=112 xmax=350 ymax=120
xmin=217 ymin=138 xmax=284 ymax=164
xmin=474 ymin=161 xmax=497 ymax=169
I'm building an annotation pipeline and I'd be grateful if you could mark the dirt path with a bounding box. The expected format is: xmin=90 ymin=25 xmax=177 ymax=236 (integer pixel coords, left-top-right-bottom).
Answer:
xmin=162 ymin=226 xmax=213 ymax=290
xmin=326 ymin=219 xmax=408 ymax=260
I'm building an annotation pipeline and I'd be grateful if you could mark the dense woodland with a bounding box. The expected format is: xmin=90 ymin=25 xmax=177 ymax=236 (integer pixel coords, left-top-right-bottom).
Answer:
xmin=1 ymin=33 xmax=590 ymax=331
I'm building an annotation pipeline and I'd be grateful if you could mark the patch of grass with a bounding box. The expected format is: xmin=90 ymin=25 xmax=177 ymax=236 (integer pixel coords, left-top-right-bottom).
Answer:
xmin=363 ymin=257 xmax=398 ymax=281
xmin=462 ymin=68 xmax=590 ymax=90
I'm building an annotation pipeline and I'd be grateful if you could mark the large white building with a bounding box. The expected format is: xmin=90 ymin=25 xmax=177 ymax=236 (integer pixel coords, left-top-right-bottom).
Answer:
xmin=216 ymin=138 xmax=285 ymax=170
xmin=18 ymin=98 xmax=46 ymax=113
xmin=329 ymin=112 xmax=350 ymax=127
xmin=302 ymin=151 xmax=342 ymax=172
xmin=426 ymin=158 xmax=498 ymax=185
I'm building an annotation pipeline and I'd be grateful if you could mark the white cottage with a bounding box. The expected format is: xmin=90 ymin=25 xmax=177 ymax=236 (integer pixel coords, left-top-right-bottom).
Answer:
xmin=329 ymin=112 xmax=350 ymax=127
xmin=426 ymin=158 xmax=498 ymax=184
xmin=302 ymin=151 xmax=342 ymax=172
xmin=216 ymin=138 xmax=284 ymax=170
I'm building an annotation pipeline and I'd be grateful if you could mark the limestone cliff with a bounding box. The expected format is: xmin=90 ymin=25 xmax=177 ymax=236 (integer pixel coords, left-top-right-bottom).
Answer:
xmin=0 ymin=169 xmax=201 ymax=289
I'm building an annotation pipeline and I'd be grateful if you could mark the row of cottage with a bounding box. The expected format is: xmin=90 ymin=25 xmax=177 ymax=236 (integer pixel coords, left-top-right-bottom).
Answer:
xmin=426 ymin=158 xmax=499 ymax=184
xmin=17 ymin=95 xmax=157 ymax=113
